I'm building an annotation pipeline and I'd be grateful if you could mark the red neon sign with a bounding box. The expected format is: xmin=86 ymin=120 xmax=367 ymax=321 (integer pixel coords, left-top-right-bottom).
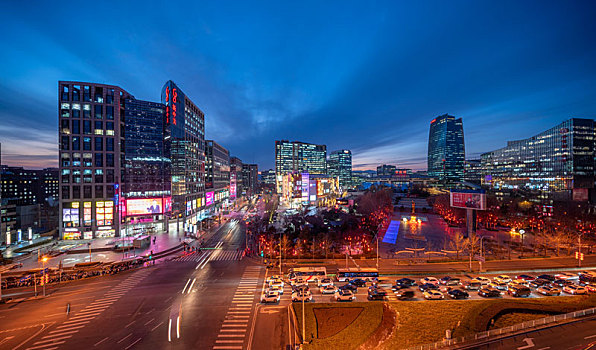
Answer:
xmin=172 ymin=88 xmax=177 ymax=125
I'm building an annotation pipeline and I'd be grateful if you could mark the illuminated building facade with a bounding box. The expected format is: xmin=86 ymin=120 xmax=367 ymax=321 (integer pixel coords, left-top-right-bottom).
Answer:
xmin=205 ymin=140 xmax=230 ymax=211
xmin=275 ymin=140 xmax=326 ymax=192
xmin=427 ymin=114 xmax=465 ymax=188
xmin=328 ymin=150 xmax=352 ymax=190
xmin=481 ymin=118 xmax=595 ymax=201
xmin=280 ymin=172 xmax=339 ymax=207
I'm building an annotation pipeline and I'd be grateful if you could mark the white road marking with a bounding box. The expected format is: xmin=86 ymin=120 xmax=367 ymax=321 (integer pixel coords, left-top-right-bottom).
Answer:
xmin=585 ymin=335 xmax=596 ymax=340
xmin=93 ymin=336 xmax=109 ymax=346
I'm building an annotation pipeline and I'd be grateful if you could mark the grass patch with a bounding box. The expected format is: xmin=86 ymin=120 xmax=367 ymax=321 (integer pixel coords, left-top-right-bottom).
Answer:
xmin=293 ymin=302 xmax=383 ymax=350
xmin=491 ymin=312 xmax=551 ymax=329
xmin=313 ymin=307 xmax=363 ymax=339
xmin=384 ymin=294 xmax=596 ymax=349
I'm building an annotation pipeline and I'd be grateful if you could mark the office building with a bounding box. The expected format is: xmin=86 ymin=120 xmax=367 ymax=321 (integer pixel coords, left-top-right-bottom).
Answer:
xmin=230 ymin=156 xmax=243 ymax=199
xmin=464 ymin=159 xmax=482 ymax=185
xmin=376 ymin=164 xmax=397 ymax=178
xmin=161 ymin=80 xmax=206 ymax=224
xmin=481 ymin=118 xmax=595 ymax=201
xmin=328 ymin=150 xmax=352 ymax=190
xmin=260 ymin=169 xmax=276 ymax=185
xmin=280 ymin=172 xmax=339 ymax=207
xmin=242 ymin=164 xmax=258 ymax=196
xmin=205 ymin=140 xmax=230 ymax=212
xmin=275 ymin=140 xmax=326 ymax=192
xmin=427 ymin=114 xmax=465 ymax=188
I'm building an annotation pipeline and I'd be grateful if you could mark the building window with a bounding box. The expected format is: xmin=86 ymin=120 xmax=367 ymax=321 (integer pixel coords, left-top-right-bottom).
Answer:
xmin=61 ymin=120 xmax=70 ymax=134
xmin=72 ymin=136 xmax=80 ymax=151
xmin=83 ymin=86 xmax=91 ymax=102
xmin=72 ymin=109 xmax=80 ymax=118
xmin=106 ymin=138 xmax=114 ymax=151
xmin=94 ymin=87 xmax=104 ymax=103
xmin=95 ymin=185 xmax=103 ymax=198
xmin=61 ymin=85 xmax=69 ymax=101
xmin=72 ymin=186 xmax=80 ymax=198
xmin=61 ymin=136 xmax=69 ymax=150
xmin=106 ymin=185 xmax=114 ymax=198
xmin=95 ymin=137 xmax=103 ymax=151
xmin=106 ymin=89 xmax=114 ymax=104
xmin=83 ymin=104 xmax=91 ymax=118
xmin=61 ymin=109 xmax=70 ymax=118
xmin=95 ymin=153 xmax=103 ymax=167
xmin=83 ymin=137 xmax=91 ymax=151
xmin=83 ymin=186 xmax=92 ymax=199
xmin=61 ymin=152 xmax=71 ymax=167
xmin=73 ymin=153 xmax=81 ymax=167
xmin=94 ymin=105 xmax=102 ymax=119
xmin=106 ymin=106 xmax=113 ymax=120
xmin=72 ymin=85 xmax=80 ymax=101
xmin=83 ymin=120 xmax=91 ymax=134
xmin=106 ymin=153 xmax=114 ymax=167
xmin=61 ymin=186 xmax=70 ymax=199
xmin=84 ymin=169 xmax=92 ymax=183
xmin=106 ymin=169 xmax=114 ymax=183
xmin=72 ymin=120 xmax=80 ymax=134
xmin=83 ymin=153 xmax=92 ymax=167
xmin=95 ymin=169 xmax=104 ymax=183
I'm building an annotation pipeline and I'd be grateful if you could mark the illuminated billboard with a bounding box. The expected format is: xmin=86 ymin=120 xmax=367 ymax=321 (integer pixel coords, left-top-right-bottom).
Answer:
xmin=124 ymin=198 xmax=170 ymax=216
xmin=62 ymin=208 xmax=79 ymax=227
xmin=206 ymin=191 xmax=214 ymax=206
xmin=450 ymin=190 xmax=486 ymax=210
xmin=230 ymin=172 xmax=237 ymax=198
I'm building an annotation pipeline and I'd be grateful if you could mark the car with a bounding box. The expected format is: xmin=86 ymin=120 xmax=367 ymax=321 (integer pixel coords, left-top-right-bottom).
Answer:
xmin=334 ymin=289 xmax=355 ymax=302
xmin=489 ymin=281 xmax=508 ymax=291
xmin=420 ymin=277 xmax=440 ymax=285
xmin=478 ymin=287 xmax=501 ymax=298
xmin=268 ymin=284 xmax=284 ymax=295
xmin=510 ymin=279 xmax=530 ymax=287
xmin=507 ymin=285 xmax=531 ymax=297
xmin=550 ymin=279 xmax=575 ymax=288
xmin=269 ymin=279 xmax=284 ymax=289
xmin=579 ymin=275 xmax=596 ymax=286
xmin=439 ymin=285 xmax=454 ymax=293
xmin=423 ymin=290 xmax=444 ymax=300
xmin=555 ymin=272 xmax=578 ymax=280
xmin=339 ymin=284 xmax=358 ymax=292
xmin=292 ymin=284 xmax=310 ymax=293
xmin=585 ymin=283 xmax=596 ymax=293
xmin=471 ymin=277 xmax=491 ymax=285
xmin=394 ymin=289 xmax=415 ymax=300
xmin=261 ymin=291 xmax=281 ymax=303
xmin=536 ymin=285 xmax=561 ymax=296
xmin=562 ymin=285 xmax=587 ymax=295
xmin=447 ymin=289 xmax=469 ymax=299
xmin=367 ymin=288 xmax=387 ymax=301
xmin=292 ymin=289 xmax=313 ymax=302
xmin=439 ymin=276 xmax=461 ymax=286
xmin=395 ymin=278 xmax=417 ymax=287
xmin=419 ymin=283 xmax=439 ymax=292
xmin=578 ymin=270 xmax=596 ymax=278
xmin=266 ymin=275 xmax=282 ymax=283
xmin=537 ymin=274 xmax=555 ymax=282
xmin=291 ymin=277 xmax=308 ymax=287
xmin=320 ymin=285 xmax=338 ymax=294
xmin=392 ymin=283 xmax=409 ymax=291
xmin=462 ymin=282 xmax=482 ymax=291
xmin=350 ymin=279 xmax=367 ymax=287
xmin=515 ymin=274 xmax=536 ymax=281
xmin=529 ymin=278 xmax=550 ymax=288
xmin=493 ymin=275 xmax=512 ymax=283
xmin=317 ymin=278 xmax=333 ymax=287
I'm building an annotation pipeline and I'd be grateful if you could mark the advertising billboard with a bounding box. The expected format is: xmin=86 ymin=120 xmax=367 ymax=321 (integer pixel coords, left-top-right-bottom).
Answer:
xmin=124 ymin=198 xmax=170 ymax=216
xmin=301 ymin=172 xmax=310 ymax=202
xmin=206 ymin=191 xmax=214 ymax=206
xmin=62 ymin=208 xmax=79 ymax=227
xmin=230 ymin=172 xmax=237 ymax=199
xmin=450 ymin=190 xmax=486 ymax=210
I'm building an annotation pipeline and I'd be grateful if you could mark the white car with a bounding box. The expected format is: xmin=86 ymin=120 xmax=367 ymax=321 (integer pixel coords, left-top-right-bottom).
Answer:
xmin=585 ymin=283 xmax=596 ymax=293
xmin=494 ymin=275 xmax=511 ymax=283
xmin=266 ymin=275 xmax=282 ymax=283
xmin=510 ymin=278 xmax=529 ymax=287
xmin=563 ymin=285 xmax=587 ymax=295
xmin=471 ymin=277 xmax=491 ymax=285
xmin=420 ymin=277 xmax=440 ymax=285
xmin=291 ymin=277 xmax=308 ymax=287
xmin=488 ymin=281 xmax=508 ymax=291
xmin=555 ymin=272 xmax=578 ymax=280
xmin=334 ymin=289 xmax=355 ymax=302
xmin=317 ymin=278 xmax=334 ymax=287
xmin=292 ymin=289 xmax=313 ymax=302
xmin=260 ymin=291 xmax=280 ymax=303
xmin=423 ymin=290 xmax=444 ymax=300
xmin=269 ymin=284 xmax=284 ymax=295
xmin=320 ymin=285 xmax=338 ymax=294
xmin=269 ymin=279 xmax=284 ymax=289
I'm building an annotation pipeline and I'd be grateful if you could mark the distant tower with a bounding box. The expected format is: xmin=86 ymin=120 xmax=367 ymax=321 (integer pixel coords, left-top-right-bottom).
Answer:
xmin=427 ymin=114 xmax=465 ymax=188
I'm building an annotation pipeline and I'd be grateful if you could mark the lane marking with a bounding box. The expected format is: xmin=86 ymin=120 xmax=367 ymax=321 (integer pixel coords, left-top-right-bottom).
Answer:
xmin=217 ymin=334 xmax=246 ymax=338
xmin=181 ymin=278 xmax=192 ymax=294
xmin=25 ymin=341 xmax=65 ymax=350
xmin=585 ymin=335 xmax=596 ymax=340
xmin=93 ymin=336 xmax=109 ymax=347
xmin=124 ymin=337 xmax=142 ymax=350
xmin=117 ymin=333 xmax=132 ymax=344
xmin=151 ymin=321 xmax=164 ymax=332
xmin=144 ymin=318 xmax=155 ymax=326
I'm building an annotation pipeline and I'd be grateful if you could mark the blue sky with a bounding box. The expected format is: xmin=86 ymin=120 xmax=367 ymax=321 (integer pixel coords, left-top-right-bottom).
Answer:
xmin=1 ymin=1 xmax=596 ymax=170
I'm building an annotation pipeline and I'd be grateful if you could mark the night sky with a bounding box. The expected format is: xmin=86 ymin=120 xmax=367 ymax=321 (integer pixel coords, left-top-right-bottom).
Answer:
xmin=1 ymin=1 xmax=596 ymax=170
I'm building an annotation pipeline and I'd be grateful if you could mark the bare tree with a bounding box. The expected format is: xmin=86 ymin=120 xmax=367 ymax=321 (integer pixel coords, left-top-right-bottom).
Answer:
xmin=280 ymin=234 xmax=290 ymax=264
xmin=449 ymin=232 xmax=466 ymax=260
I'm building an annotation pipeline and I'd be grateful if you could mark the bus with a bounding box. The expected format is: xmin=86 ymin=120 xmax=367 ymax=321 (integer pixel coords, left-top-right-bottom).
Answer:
xmin=287 ymin=267 xmax=327 ymax=283
xmin=336 ymin=268 xmax=379 ymax=282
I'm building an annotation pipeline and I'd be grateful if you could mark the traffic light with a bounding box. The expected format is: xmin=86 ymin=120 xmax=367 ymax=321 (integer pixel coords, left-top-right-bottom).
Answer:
xmin=576 ymin=251 xmax=579 ymax=259
xmin=46 ymin=274 xmax=49 ymax=283
xmin=260 ymin=251 xmax=264 ymax=257
xmin=580 ymin=253 xmax=584 ymax=261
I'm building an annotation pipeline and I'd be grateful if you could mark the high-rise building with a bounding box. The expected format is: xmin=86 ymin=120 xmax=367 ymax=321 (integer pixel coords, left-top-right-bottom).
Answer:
xmin=464 ymin=159 xmax=482 ymax=185
xmin=376 ymin=164 xmax=397 ymax=178
xmin=59 ymin=81 xmax=131 ymax=239
xmin=427 ymin=114 xmax=465 ymax=188
xmin=1 ymin=166 xmax=58 ymax=206
xmin=260 ymin=169 xmax=276 ymax=185
xmin=328 ymin=150 xmax=352 ymax=190
xmin=161 ymin=80 xmax=206 ymax=223
xmin=275 ymin=140 xmax=326 ymax=192
xmin=230 ymin=156 xmax=243 ymax=198
xmin=242 ymin=164 xmax=258 ymax=195
xmin=481 ymin=118 xmax=595 ymax=201
xmin=205 ymin=140 xmax=230 ymax=211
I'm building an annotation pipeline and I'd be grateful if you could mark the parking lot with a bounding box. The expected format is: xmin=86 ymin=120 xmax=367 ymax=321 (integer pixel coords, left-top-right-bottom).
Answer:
xmin=258 ymin=269 xmax=596 ymax=306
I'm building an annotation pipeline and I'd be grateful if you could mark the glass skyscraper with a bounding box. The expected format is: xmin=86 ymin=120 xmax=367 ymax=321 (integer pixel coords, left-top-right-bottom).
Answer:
xmin=481 ymin=118 xmax=595 ymax=200
xmin=328 ymin=149 xmax=352 ymax=190
xmin=427 ymin=114 xmax=465 ymax=188
xmin=275 ymin=140 xmax=327 ymax=192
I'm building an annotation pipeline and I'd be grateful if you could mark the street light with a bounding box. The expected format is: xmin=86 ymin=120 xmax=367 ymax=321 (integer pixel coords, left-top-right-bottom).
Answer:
xmin=41 ymin=256 xmax=49 ymax=297
xmin=519 ymin=229 xmax=525 ymax=257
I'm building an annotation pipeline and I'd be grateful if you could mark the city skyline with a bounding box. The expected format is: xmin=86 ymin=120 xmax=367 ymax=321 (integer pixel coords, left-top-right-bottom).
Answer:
xmin=2 ymin=2 xmax=596 ymax=171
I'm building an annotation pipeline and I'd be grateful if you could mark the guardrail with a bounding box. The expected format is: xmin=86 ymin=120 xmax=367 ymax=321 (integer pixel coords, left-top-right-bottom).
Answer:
xmin=405 ymin=307 xmax=596 ymax=350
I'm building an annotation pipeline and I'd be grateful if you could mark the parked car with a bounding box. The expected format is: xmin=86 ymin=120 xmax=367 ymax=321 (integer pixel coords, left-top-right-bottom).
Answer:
xmin=462 ymin=281 xmax=482 ymax=291
xmin=551 ymin=279 xmax=575 ymax=288
xmin=579 ymin=275 xmax=596 ymax=286
xmin=562 ymin=285 xmax=587 ymax=295
xmin=529 ymin=278 xmax=550 ymax=288
xmin=394 ymin=289 xmax=415 ymax=300
xmin=493 ymin=275 xmax=512 ymax=283
xmin=515 ymin=274 xmax=536 ymax=281
xmin=395 ymin=278 xmax=417 ymax=287
xmin=320 ymin=285 xmax=338 ymax=295
xmin=291 ymin=289 xmax=313 ymax=302
xmin=507 ymin=285 xmax=531 ymax=297
xmin=447 ymin=289 xmax=469 ymax=299
xmin=334 ymin=289 xmax=355 ymax=302
xmin=536 ymin=285 xmax=561 ymax=296
xmin=489 ymin=281 xmax=508 ymax=291
xmin=510 ymin=279 xmax=530 ymax=287
xmin=439 ymin=276 xmax=461 ymax=286
xmin=367 ymin=288 xmax=387 ymax=301
xmin=268 ymin=284 xmax=284 ymax=295
xmin=471 ymin=277 xmax=491 ymax=285
xmin=261 ymin=291 xmax=281 ymax=303
xmin=536 ymin=274 xmax=555 ymax=282
xmin=555 ymin=272 xmax=578 ymax=280
xmin=420 ymin=277 xmax=440 ymax=285
xmin=585 ymin=283 xmax=596 ymax=293
xmin=266 ymin=275 xmax=283 ymax=284
xmin=423 ymin=290 xmax=444 ymax=300
xmin=419 ymin=283 xmax=439 ymax=292
xmin=350 ymin=279 xmax=367 ymax=287
xmin=478 ymin=287 xmax=501 ymax=298
xmin=339 ymin=284 xmax=358 ymax=292
xmin=317 ymin=278 xmax=333 ymax=287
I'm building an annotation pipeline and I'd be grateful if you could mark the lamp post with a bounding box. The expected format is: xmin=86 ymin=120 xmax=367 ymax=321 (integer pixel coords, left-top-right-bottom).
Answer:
xmin=41 ymin=256 xmax=48 ymax=297
xmin=519 ymin=229 xmax=525 ymax=257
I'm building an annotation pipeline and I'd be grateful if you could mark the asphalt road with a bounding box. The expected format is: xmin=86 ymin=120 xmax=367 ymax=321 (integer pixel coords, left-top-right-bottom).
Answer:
xmin=0 ymin=218 xmax=280 ymax=350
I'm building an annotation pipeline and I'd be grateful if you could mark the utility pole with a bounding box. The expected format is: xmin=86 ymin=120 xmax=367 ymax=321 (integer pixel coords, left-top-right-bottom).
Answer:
xmin=376 ymin=234 xmax=379 ymax=269
xmin=302 ymin=294 xmax=305 ymax=344
xmin=578 ymin=234 xmax=582 ymax=268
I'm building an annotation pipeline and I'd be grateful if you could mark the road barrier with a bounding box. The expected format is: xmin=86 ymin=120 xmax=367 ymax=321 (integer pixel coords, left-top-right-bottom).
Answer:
xmin=405 ymin=306 xmax=596 ymax=350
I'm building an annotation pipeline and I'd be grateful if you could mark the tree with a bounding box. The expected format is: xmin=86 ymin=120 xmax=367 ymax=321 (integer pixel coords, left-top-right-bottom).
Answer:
xmin=465 ymin=235 xmax=480 ymax=272
xmin=280 ymin=234 xmax=290 ymax=263
xmin=449 ymin=232 xmax=466 ymax=260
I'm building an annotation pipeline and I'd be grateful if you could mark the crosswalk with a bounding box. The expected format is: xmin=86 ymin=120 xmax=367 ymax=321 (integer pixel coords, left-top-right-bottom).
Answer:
xmin=174 ymin=250 xmax=243 ymax=262
xmin=213 ymin=266 xmax=262 ymax=350
xmin=25 ymin=268 xmax=153 ymax=350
